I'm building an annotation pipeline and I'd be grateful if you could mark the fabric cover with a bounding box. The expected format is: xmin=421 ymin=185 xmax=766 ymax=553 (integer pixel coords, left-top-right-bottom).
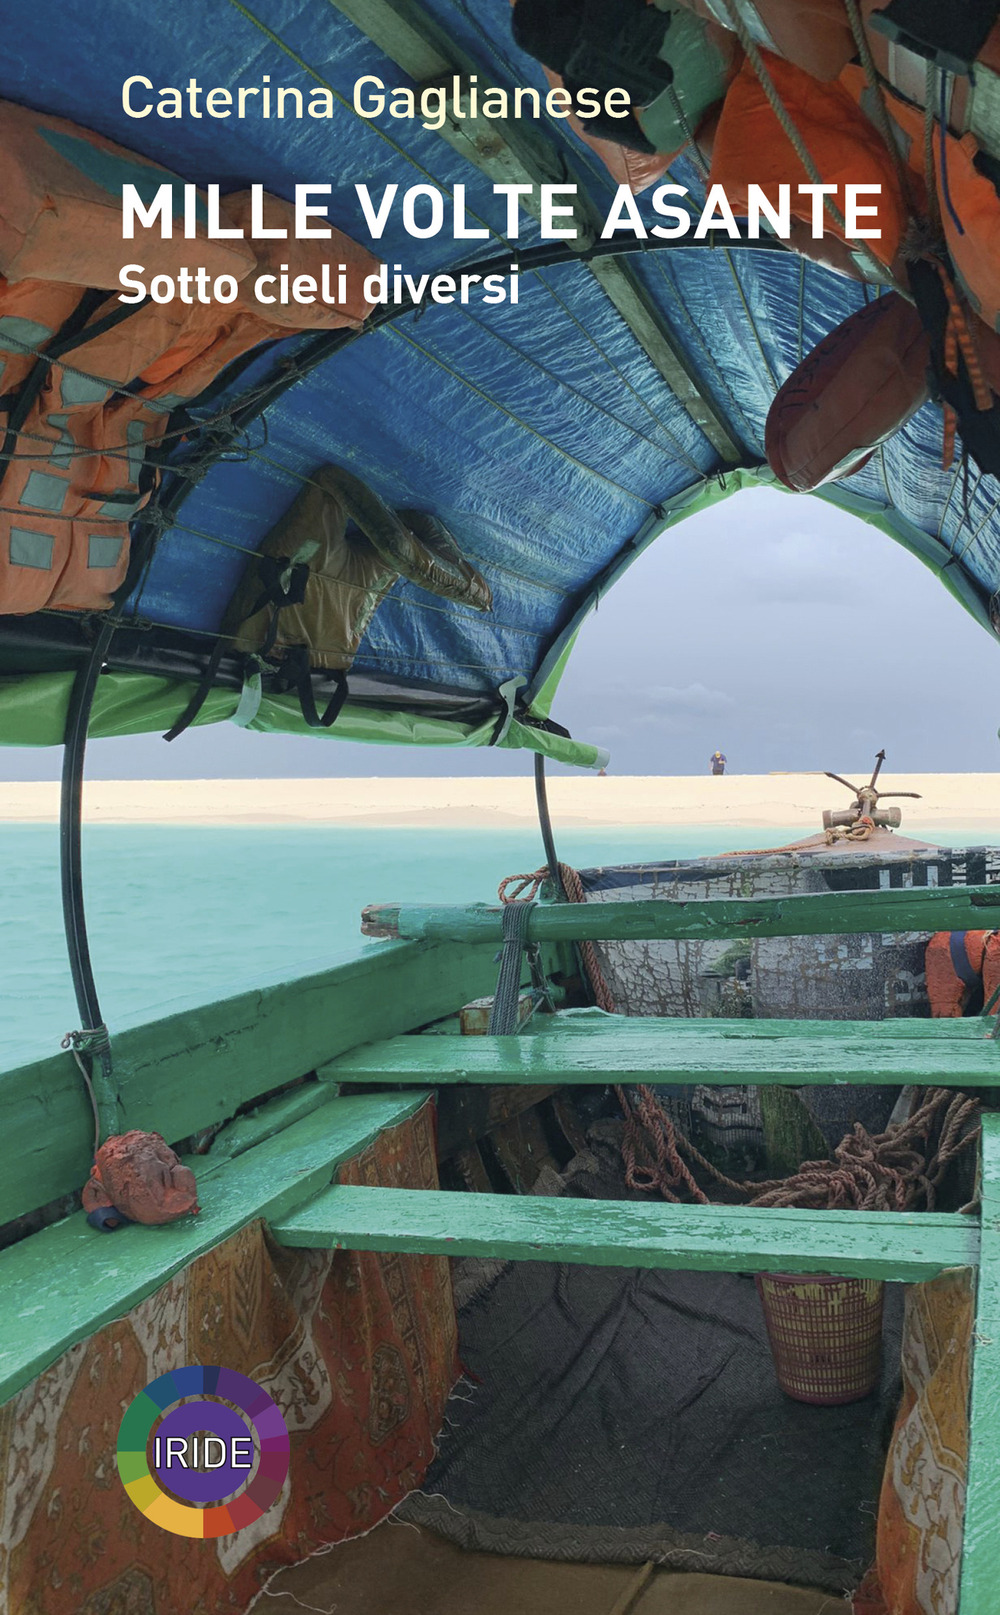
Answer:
xmin=636 ymin=9 xmax=739 ymax=156
xmin=410 ymin=1238 xmax=904 ymax=1591
xmin=671 ymin=0 xmax=857 ymax=82
xmin=0 ymin=98 xmax=255 ymax=288
xmin=853 ymin=1269 xmax=974 ymax=1615
xmin=0 ymin=1102 xmax=456 ymax=1615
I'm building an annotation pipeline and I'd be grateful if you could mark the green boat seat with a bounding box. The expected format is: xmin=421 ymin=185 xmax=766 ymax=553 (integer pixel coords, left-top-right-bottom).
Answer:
xmin=272 ymin=1185 xmax=978 ymax=1282
xmin=329 ymin=1012 xmax=1000 ymax=1089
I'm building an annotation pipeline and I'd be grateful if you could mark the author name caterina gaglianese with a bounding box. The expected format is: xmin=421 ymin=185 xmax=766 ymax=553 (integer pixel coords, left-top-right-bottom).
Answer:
xmin=120 ymin=73 xmax=633 ymax=131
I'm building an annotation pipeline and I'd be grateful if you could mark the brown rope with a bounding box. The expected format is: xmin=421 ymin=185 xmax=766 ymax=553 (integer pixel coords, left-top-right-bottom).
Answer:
xmin=499 ymin=863 xmax=616 ymax=1013
xmin=497 ymin=865 xmax=982 ymax=1212
xmin=618 ymin=1083 xmax=980 ymax=1211
xmin=617 ymin=1083 xmax=761 ymax=1203
xmin=750 ymin=1088 xmax=980 ymax=1212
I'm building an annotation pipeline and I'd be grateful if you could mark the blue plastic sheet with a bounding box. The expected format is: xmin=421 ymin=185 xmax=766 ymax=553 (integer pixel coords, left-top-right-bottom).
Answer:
xmin=2 ymin=0 xmax=997 ymax=712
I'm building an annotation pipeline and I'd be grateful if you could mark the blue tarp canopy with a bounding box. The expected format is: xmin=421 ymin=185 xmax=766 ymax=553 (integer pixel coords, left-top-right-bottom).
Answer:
xmin=2 ymin=0 xmax=997 ymax=762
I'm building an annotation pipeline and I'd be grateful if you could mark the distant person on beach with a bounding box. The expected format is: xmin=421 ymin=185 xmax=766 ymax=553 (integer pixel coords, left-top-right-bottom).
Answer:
xmin=710 ymin=751 xmax=727 ymax=776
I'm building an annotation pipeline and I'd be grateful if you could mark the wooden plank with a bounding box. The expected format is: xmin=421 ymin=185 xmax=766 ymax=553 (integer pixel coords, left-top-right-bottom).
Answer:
xmin=959 ymin=1112 xmax=1000 ymax=1615
xmin=362 ymin=884 xmax=1000 ymax=945
xmin=460 ymin=993 xmax=534 ymax=1035
xmin=587 ymin=255 xmax=741 ymax=457
xmin=0 ymin=939 xmax=495 ymax=1225
xmin=273 ymin=1187 xmax=979 ymax=1282
xmin=331 ymin=1016 xmax=1000 ymax=1088
xmin=0 ymin=1091 xmax=430 ymax=1406
xmin=198 ymin=1082 xmax=335 ymax=1163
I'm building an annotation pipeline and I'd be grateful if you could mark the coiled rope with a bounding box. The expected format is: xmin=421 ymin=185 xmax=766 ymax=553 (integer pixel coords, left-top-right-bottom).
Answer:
xmin=500 ymin=863 xmax=981 ymax=1210
xmin=824 ymin=814 xmax=877 ymax=845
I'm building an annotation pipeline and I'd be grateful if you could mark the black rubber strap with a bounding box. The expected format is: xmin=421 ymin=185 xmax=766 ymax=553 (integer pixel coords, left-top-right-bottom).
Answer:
xmin=61 ymin=621 xmax=122 ymax=1139
xmin=162 ymin=640 xmax=226 ymax=742
xmin=289 ymin=653 xmax=349 ymax=729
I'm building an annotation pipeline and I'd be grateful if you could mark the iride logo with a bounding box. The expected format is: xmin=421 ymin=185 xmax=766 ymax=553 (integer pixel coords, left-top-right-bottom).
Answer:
xmin=153 ymin=1428 xmax=254 ymax=1476
xmin=117 ymin=1365 xmax=290 ymax=1538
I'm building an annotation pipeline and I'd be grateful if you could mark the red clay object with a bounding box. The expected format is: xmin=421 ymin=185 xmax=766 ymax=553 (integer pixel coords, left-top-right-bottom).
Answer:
xmin=82 ymin=1131 xmax=200 ymax=1225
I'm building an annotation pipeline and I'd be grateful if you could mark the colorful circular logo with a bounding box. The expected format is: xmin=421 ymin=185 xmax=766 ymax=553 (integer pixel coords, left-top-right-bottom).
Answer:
xmin=117 ymin=1365 xmax=289 ymax=1537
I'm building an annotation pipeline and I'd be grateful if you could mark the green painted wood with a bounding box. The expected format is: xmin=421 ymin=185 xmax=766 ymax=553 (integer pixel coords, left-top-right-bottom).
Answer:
xmin=0 ymin=939 xmax=495 ymax=1225
xmin=202 ymin=1083 xmax=333 ymax=1162
xmin=362 ymin=884 xmax=1000 ymax=945
xmin=959 ymin=1112 xmax=1000 ymax=1615
xmin=0 ymin=1091 xmax=430 ymax=1406
xmin=273 ymin=1186 xmax=979 ymax=1281
xmin=331 ymin=1015 xmax=1000 ymax=1088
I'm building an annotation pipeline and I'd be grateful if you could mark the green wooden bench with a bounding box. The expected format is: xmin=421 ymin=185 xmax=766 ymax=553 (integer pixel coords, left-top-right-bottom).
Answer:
xmin=299 ymin=886 xmax=1000 ymax=1614
xmin=330 ymin=1012 xmax=1000 ymax=1088
xmin=274 ymin=1189 xmax=979 ymax=1281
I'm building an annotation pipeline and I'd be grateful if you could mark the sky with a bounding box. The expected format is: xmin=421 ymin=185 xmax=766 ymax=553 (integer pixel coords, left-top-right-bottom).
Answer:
xmin=3 ymin=484 xmax=998 ymax=780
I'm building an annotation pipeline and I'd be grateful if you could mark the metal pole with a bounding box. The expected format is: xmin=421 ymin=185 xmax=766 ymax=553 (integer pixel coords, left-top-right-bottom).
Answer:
xmin=533 ymin=752 xmax=569 ymax=900
xmin=60 ymin=621 xmax=121 ymax=1139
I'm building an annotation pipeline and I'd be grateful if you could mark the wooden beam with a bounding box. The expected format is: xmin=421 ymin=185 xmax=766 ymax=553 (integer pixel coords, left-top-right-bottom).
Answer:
xmin=0 ymin=1091 xmax=429 ymax=1405
xmin=330 ymin=1015 xmax=1000 ymax=1089
xmin=435 ymin=1084 xmax=557 ymax=1160
xmin=960 ymin=1112 xmax=1000 ymax=1614
xmin=362 ymin=883 xmax=1000 ymax=945
xmin=0 ymin=939 xmax=496 ymax=1226
xmin=273 ymin=1186 xmax=979 ymax=1282
xmin=327 ymin=0 xmax=742 ymax=462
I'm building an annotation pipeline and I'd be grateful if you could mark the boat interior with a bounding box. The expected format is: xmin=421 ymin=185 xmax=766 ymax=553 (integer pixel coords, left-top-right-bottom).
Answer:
xmin=3 ymin=0 xmax=1000 ymax=1611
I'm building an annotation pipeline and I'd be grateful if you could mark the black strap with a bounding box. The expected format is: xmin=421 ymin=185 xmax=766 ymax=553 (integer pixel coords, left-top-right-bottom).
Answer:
xmin=1 ymin=294 xmax=150 ymax=478
xmin=487 ymin=901 xmax=536 ymax=1034
xmin=949 ymin=931 xmax=979 ymax=989
xmin=282 ymin=648 xmax=349 ymax=729
xmin=162 ymin=640 xmax=226 ymax=742
xmin=248 ymin=555 xmax=312 ymax=658
xmin=908 ymin=259 xmax=1000 ymax=477
xmin=164 ymin=553 xmax=314 ymax=742
xmin=949 ymin=930 xmax=985 ymax=1013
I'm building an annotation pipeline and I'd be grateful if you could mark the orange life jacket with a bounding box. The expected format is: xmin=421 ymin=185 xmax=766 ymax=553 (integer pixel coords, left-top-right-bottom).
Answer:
xmin=0 ymin=166 xmax=379 ymax=615
xmin=0 ymin=97 xmax=255 ymax=290
xmin=709 ymin=52 xmax=910 ymax=275
xmin=839 ymin=56 xmax=1000 ymax=334
xmin=669 ymin=0 xmax=857 ymax=83
xmin=925 ymin=930 xmax=990 ymax=1017
xmin=542 ymin=66 xmax=671 ymax=194
xmin=858 ymin=1 xmax=1000 ymax=162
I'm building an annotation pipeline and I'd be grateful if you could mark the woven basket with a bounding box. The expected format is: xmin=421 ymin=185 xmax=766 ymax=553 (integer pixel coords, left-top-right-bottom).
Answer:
xmin=756 ymin=1273 xmax=884 ymax=1405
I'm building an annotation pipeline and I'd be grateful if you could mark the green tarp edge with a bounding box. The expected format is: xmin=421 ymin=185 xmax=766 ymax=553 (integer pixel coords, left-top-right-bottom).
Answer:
xmin=0 ymin=469 xmax=990 ymax=773
xmin=813 ymin=483 xmax=995 ymax=633
xmin=0 ymin=669 xmax=608 ymax=768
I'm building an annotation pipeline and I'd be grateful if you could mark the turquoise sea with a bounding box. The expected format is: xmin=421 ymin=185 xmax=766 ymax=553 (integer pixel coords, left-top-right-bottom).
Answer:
xmin=0 ymin=821 xmax=991 ymax=1071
